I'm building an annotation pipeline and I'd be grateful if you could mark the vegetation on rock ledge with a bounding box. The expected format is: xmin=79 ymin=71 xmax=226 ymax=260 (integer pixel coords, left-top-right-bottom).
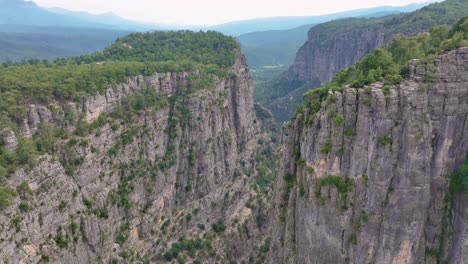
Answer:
xmin=0 ymin=31 xmax=239 ymax=186
xmin=449 ymin=162 xmax=468 ymax=197
xmin=295 ymin=17 xmax=468 ymax=121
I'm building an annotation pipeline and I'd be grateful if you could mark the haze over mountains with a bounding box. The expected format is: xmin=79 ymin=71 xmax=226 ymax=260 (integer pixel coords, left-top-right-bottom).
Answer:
xmin=237 ymin=2 xmax=433 ymax=67
xmin=0 ymin=0 xmax=440 ymax=34
xmin=0 ymin=0 xmax=439 ymax=62
xmin=208 ymin=1 xmax=437 ymax=36
xmin=0 ymin=0 xmax=159 ymax=31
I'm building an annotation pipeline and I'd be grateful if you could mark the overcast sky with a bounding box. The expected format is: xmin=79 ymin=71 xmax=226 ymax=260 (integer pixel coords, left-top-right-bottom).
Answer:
xmin=32 ymin=0 xmax=432 ymax=26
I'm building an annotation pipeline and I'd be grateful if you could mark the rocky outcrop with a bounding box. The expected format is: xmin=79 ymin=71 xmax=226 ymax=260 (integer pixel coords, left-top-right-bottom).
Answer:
xmin=289 ymin=0 xmax=468 ymax=87
xmin=1 ymin=129 xmax=17 ymax=152
xmin=266 ymin=0 xmax=468 ymax=121
xmin=269 ymin=47 xmax=468 ymax=263
xmin=264 ymin=20 xmax=396 ymax=122
xmin=0 ymin=50 xmax=272 ymax=263
xmin=19 ymin=72 xmax=194 ymax=136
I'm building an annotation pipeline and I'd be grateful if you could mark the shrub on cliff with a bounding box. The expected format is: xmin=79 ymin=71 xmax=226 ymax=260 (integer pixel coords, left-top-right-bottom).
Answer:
xmin=212 ymin=219 xmax=226 ymax=233
xmin=450 ymin=162 xmax=468 ymax=195
xmin=0 ymin=185 xmax=16 ymax=207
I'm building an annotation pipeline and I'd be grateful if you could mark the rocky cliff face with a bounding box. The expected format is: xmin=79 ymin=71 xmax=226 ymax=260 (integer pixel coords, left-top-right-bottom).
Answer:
xmin=267 ymin=23 xmax=393 ymax=121
xmin=289 ymin=23 xmax=391 ymax=86
xmin=288 ymin=0 xmax=468 ymax=88
xmin=265 ymin=21 xmax=396 ymax=121
xmin=0 ymin=51 xmax=273 ymax=263
xmin=265 ymin=0 xmax=468 ymax=121
xmin=269 ymin=47 xmax=468 ymax=263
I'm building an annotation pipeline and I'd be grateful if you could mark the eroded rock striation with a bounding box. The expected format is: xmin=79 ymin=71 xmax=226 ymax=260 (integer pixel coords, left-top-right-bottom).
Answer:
xmin=289 ymin=24 xmax=390 ymax=87
xmin=0 ymin=50 xmax=273 ymax=263
xmin=269 ymin=47 xmax=468 ymax=263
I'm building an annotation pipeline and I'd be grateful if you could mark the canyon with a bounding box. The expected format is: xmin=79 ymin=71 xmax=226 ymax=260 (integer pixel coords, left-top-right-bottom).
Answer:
xmin=0 ymin=4 xmax=467 ymax=264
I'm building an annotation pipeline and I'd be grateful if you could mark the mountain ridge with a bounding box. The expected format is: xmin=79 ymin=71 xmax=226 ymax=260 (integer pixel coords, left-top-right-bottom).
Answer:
xmin=0 ymin=0 xmax=439 ymax=35
xmin=0 ymin=0 xmax=157 ymax=31
xmin=207 ymin=1 xmax=437 ymax=35
xmin=0 ymin=0 xmax=438 ymax=63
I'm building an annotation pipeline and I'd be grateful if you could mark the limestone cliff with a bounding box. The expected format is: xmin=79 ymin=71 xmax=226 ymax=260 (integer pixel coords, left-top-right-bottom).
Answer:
xmin=0 ymin=50 xmax=273 ymax=263
xmin=269 ymin=47 xmax=468 ymax=263
xmin=289 ymin=23 xmax=390 ymax=87
xmin=290 ymin=0 xmax=468 ymax=87
xmin=266 ymin=0 xmax=468 ymax=121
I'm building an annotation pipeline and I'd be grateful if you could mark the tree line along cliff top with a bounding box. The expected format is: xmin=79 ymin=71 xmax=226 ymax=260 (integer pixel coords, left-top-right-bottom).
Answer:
xmin=0 ymin=31 xmax=240 ymax=194
xmin=311 ymin=0 xmax=468 ymax=43
xmin=0 ymin=31 xmax=239 ymax=130
xmin=294 ymin=16 xmax=468 ymax=120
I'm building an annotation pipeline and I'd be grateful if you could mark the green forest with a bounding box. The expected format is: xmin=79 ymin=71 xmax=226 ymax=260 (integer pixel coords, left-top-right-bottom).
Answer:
xmin=0 ymin=31 xmax=238 ymax=130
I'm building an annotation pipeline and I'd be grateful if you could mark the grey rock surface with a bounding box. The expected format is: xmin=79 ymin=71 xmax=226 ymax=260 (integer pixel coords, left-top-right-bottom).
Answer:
xmin=289 ymin=24 xmax=390 ymax=86
xmin=1 ymin=129 xmax=18 ymax=152
xmin=0 ymin=50 xmax=272 ymax=263
xmin=269 ymin=47 xmax=468 ymax=264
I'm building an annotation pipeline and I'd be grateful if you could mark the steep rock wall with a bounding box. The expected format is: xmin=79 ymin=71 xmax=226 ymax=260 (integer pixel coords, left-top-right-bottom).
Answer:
xmin=0 ymin=51 xmax=272 ymax=263
xmin=289 ymin=24 xmax=391 ymax=86
xmin=267 ymin=0 xmax=468 ymax=121
xmin=270 ymin=47 xmax=468 ymax=263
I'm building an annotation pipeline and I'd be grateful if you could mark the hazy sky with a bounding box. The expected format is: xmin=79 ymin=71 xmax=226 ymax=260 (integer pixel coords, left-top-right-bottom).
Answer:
xmin=32 ymin=0 xmax=431 ymax=26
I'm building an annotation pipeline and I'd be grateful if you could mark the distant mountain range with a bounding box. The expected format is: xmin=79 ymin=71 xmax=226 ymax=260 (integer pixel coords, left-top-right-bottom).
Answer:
xmin=0 ymin=0 xmax=440 ymax=62
xmin=0 ymin=0 xmax=162 ymax=31
xmin=208 ymin=1 xmax=439 ymax=36
xmin=238 ymin=24 xmax=313 ymax=67
xmin=46 ymin=8 xmax=157 ymax=31
xmin=0 ymin=0 xmax=441 ymax=35
xmin=237 ymin=1 xmax=441 ymax=67
xmin=0 ymin=0 xmax=144 ymax=61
